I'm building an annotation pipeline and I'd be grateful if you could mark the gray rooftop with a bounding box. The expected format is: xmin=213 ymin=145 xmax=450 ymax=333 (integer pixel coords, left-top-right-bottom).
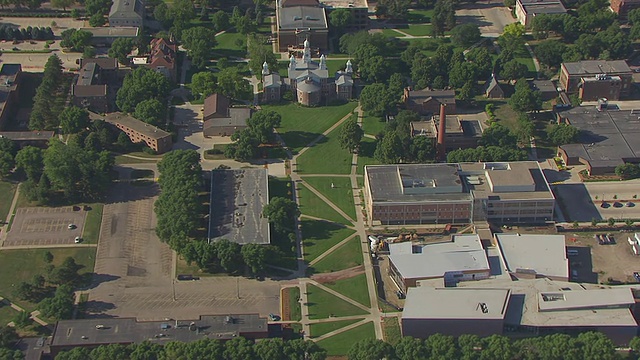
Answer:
xmin=204 ymin=108 xmax=251 ymax=130
xmin=0 ymin=64 xmax=21 ymax=117
xmin=531 ymin=79 xmax=557 ymax=93
xmin=403 ymin=287 xmax=510 ymax=320
xmin=109 ymin=0 xmax=144 ymax=18
xmin=521 ymin=2 xmax=566 ymax=14
xmin=208 ymin=169 xmax=270 ymax=245
xmin=296 ymin=78 xmax=321 ymax=92
xmin=51 ymin=314 xmax=267 ymax=347
xmin=264 ymin=73 xmax=282 ymax=88
xmin=277 ymin=6 xmax=328 ymax=30
xmin=558 ymin=107 xmax=640 ymax=167
xmin=102 ymin=112 xmax=171 ymax=140
xmin=562 ymin=60 xmax=631 ymax=76
xmin=77 ymin=62 xmax=99 ymax=86
xmin=389 ymin=235 xmax=489 ymax=279
xmin=406 ymin=89 xmax=456 ymax=105
xmin=496 ymin=233 xmax=569 ymax=279
xmin=81 ymin=26 xmax=139 ymax=37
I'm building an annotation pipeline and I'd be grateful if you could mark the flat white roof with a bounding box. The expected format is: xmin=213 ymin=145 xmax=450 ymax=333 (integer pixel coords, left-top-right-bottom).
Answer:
xmin=538 ymin=288 xmax=634 ymax=312
xmin=496 ymin=234 xmax=569 ymax=279
xmin=402 ymin=287 xmax=510 ymax=320
xmin=389 ymin=235 xmax=489 ymax=279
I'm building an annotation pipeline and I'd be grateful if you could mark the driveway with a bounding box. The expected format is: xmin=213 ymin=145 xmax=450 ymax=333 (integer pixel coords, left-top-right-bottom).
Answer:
xmin=456 ymin=0 xmax=515 ymax=36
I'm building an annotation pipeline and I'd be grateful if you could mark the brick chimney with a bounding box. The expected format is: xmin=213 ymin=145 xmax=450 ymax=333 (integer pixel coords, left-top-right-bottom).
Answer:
xmin=436 ymin=103 xmax=446 ymax=161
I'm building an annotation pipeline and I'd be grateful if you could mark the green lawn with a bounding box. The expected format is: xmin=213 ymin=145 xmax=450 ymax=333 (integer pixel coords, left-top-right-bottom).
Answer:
xmin=382 ymin=28 xmax=405 ymax=38
xmin=403 ymin=24 xmax=433 ymax=36
xmin=296 ymin=121 xmax=353 ymax=175
xmin=301 ymin=219 xmax=355 ymax=262
xmin=81 ymin=204 xmax=103 ymax=244
xmin=317 ymin=321 xmax=375 ymax=356
xmin=306 ymin=284 xmax=368 ymax=319
xmin=357 ymin=137 xmax=381 ymax=175
xmin=286 ymin=286 xmax=301 ymax=321
xmin=326 ymin=59 xmax=349 ymax=75
xmin=324 ymin=273 xmax=370 ymax=307
xmin=264 ymin=102 xmax=358 ymax=153
xmin=213 ymin=32 xmax=247 ymax=58
xmin=493 ymin=100 xmax=520 ymax=133
xmin=382 ymin=316 xmax=402 ymax=345
xmin=301 ymin=177 xmax=356 ymax=220
xmin=362 ymin=113 xmax=386 ymax=136
xmin=130 ymin=170 xmax=154 ymax=179
xmin=309 ymin=318 xmax=363 ymax=338
xmin=0 ymin=301 xmax=18 ymax=327
xmin=298 ymin=184 xmax=351 ymax=225
xmin=0 ymin=181 xmax=17 ymax=222
xmin=114 ymin=155 xmax=158 ymax=165
xmin=311 ymin=236 xmax=363 ymax=274
xmin=0 ymin=248 xmax=97 ymax=310
xmin=269 ymin=177 xmax=292 ymax=199
xmin=407 ymin=8 xmax=434 ymax=23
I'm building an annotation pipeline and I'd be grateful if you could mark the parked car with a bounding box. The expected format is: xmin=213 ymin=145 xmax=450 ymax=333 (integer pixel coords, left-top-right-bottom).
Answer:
xmin=607 ymin=233 xmax=616 ymax=244
xmin=68 ymin=224 xmax=76 ymax=230
xmin=396 ymin=290 xmax=406 ymax=299
xmin=268 ymin=313 xmax=281 ymax=321
xmin=634 ymin=272 xmax=640 ymax=282
xmin=627 ymin=202 xmax=635 ymax=207
xmin=74 ymin=236 xmax=82 ymax=243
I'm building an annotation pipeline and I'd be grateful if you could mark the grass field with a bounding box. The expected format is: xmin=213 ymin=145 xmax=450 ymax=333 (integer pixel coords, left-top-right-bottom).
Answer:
xmin=0 ymin=181 xmax=17 ymax=221
xmin=263 ymin=102 xmax=357 ymax=153
xmin=324 ymin=273 xmax=370 ymax=307
xmin=298 ymin=184 xmax=351 ymax=225
xmin=0 ymin=248 xmax=96 ymax=310
xmin=407 ymin=8 xmax=434 ymax=23
xmin=296 ymin=120 xmax=353 ymax=175
xmin=301 ymin=219 xmax=355 ymax=262
xmin=311 ymin=236 xmax=363 ymax=273
xmin=309 ymin=318 xmax=362 ymax=338
xmin=213 ymin=32 xmax=247 ymax=58
xmin=403 ymin=24 xmax=432 ymax=36
xmin=81 ymin=204 xmax=103 ymax=244
xmin=317 ymin=321 xmax=375 ymax=356
xmin=361 ymin=113 xmax=386 ymax=136
xmin=357 ymin=137 xmax=381 ymax=175
xmin=114 ymin=155 xmax=158 ymax=165
xmin=0 ymin=301 xmax=18 ymax=327
xmin=382 ymin=316 xmax=402 ymax=345
xmin=306 ymin=284 xmax=368 ymax=319
xmin=269 ymin=177 xmax=292 ymax=199
xmin=286 ymin=287 xmax=301 ymax=321
xmin=382 ymin=28 xmax=405 ymax=38
xmin=301 ymin=177 xmax=356 ymax=220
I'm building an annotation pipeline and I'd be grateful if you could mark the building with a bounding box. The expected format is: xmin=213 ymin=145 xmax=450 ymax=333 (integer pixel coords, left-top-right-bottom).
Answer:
xmin=610 ymin=0 xmax=640 ymax=19
xmin=530 ymin=79 xmax=558 ymax=101
xmin=495 ymin=233 xmax=569 ymax=281
xmin=556 ymin=107 xmax=640 ymax=175
xmin=410 ymin=115 xmax=484 ymax=151
xmin=102 ymin=112 xmax=172 ymax=153
xmin=276 ymin=1 xmax=328 ymax=52
xmin=0 ymin=131 xmax=54 ymax=148
xmin=0 ymin=64 xmax=23 ymax=131
xmin=146 ymin=38 xmax=178 ymax=81
xmin=208 ymin=169 xmax=270 ymax=245
xmin=50 ymin=314 xmax=269 ymax=356
xmin=262 ymin=62 xmax=283 ymax=103
xmin=320 ymin=0 xmax=369 ymax=31
xmin=202 ymin=93 xmax=252 ymax=137
xmin=485 ymin=75 xmax=504 ymax=99
xmin=402 ymin=88 xmax=456 ymax=116
xmin=403 ymin=287 xmax=511 ymax=338
xmin=71 ymin=61 xmax=113 ymax=113
xmin=108 ymin=0 xmax=144 ymax=27
xmin=515 ymin=0 xmax=567 ymax=27
xmin=388 ymin=235 xmax=490 ymax=292
xmin=363 ymin=162 xmax=555 ymax=226
xmin=559 ymin=60 xmax=633 ymax=100
xmin=402 ymin=279 xmax=638 ymax=344
xmin=81 ymin=27 xmax=139 ymax=45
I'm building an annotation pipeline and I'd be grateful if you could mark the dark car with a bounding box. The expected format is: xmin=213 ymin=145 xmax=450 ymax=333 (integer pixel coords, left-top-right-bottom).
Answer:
xmin=634 ymin=272 xmax=640 ymax=282
xmin=613 ymin=202 xmax=623 ymax=208
xmin=396 ymin=290 xmax=405 ymax=299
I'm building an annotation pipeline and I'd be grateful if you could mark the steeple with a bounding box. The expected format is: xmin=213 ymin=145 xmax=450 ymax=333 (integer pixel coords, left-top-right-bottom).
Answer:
xmin=345 ymin=59 xmax=353 ymax=74
xmin=303 ymin=39 xmax=311 ymax=64
xmin=289 ymin=54 xmax=296 ymax=70
xmin=262 ymin=61 xmax=269 ymax=76
xmin=319 ymin=54 xmax=326 ymax=70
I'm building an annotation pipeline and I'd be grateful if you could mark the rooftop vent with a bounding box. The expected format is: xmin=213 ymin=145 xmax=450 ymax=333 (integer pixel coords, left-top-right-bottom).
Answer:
xmin=477 ymin=302 xmax=488 ymax=313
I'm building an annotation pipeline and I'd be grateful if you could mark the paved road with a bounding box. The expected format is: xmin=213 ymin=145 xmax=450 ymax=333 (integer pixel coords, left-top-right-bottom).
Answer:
xmin=456 ymin=0 xmax=514 ymax=36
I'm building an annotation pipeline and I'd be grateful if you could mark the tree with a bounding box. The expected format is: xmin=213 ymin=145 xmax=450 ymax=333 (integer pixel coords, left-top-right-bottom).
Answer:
xmin=457 ymin=81 xmax=475 ymax=102
xmin=503 ymin=23 xmax=525 ymax=38
xmin=509 ymin=78 xmax=541 ymax=113
xmin=374 ymin=131 xmax=403 ymax=164
xmin=59 ymin=106 xmax=90 ymax=134
xmin=212 ymin=10 xmax=230 ymax=31
xmin=12 ymin=311 xmax=31 ymax=328
xmin=479 ymin=124 xmax=518 ymax=148
xmin=116 ymin=67 xmax=171 ymax=112
xmin=217 ymin=67 xmax=252 ymax=100
xmin=262 ymin=197 xmax=299 ymax=233
xmin=534 ymin=40 xmax=566 ymax=68
xmin=0 ymin=327 xmax=18 ymax=348
xmin=108 ymin=38 xmax=135 ymax=64
xmin=246 ymin=110 xmax=281 ymax=144
xmin=39 ymin=284 xmax=75 ymax=320
xmin=224 ymin=337 xmax=256 ymax=360
xmin=60 ymin=29 xmax=92 ymax=52
xmin=29 ymin=55 xmax=64 ymax=130
xmin=133 ymin=99 xmax=165 ymax=126
xmin=408 ymin=135 xmax=435 ymax=162
xmin=615 ymin=163 xmax=640 ymax=180
xmin=330 ymin=8 xmax=353 ymax=33
xmin=89 ymin=13 xmax=106 ymax=27
xmin=451 ymin=23 xmax=481 ymax=48
xmin=247 ymin=34 xmax=277 ymax=78
xmin=360 ymin=83 xmax=397 ymax=117
xmin=348 ymin=339 xmax=396 ymax=360
xmin=339 ymin=116 xmax=364 ymax=153
xmin=501 ymin=59 xmax=528 ymax=82
xmin=50 ymin=0 xmax=73 ymax=10
xmin=15 ymin=146 xmax=44 ymax=181
xmin=49 ymin=256 xmax=83 ymax=286
xmin=190 ymin=71 xmax=217 ymax=99
xmin=241 ymin=243 xmax=269 ymax=275
xmin=432 ymin=0 xmax=456 ymax=36
xmin=395 ymin=337 xmax=427 ymax=360
xmin=0 ymin=151 xmax=14 ymax=178
xmin=449 ymin=62 xmax=479 ymax=89
xmin=180 ymin=26 xmax=217 ymax=69
xmin=85 ymin=0 xmax=111 ymax=16
xmin=547 ymin=124 xmax=580 ymax=145
xmin=354 ymin=44 xmax=393 ymax=83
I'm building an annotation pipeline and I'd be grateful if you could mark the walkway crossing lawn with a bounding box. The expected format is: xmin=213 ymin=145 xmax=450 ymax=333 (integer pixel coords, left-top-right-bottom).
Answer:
xmin=264 ymin=102 xmax=358 ymax=152
xmin=81 ymin=203 xmax=103 ymax=244
xmin=382 ymin=317 xmax=402 ymax=345
xmin=403 ymin=24 xmax=433 ymax=36
xmin=309 ymin=318 xmax=363 ymax=337
xmin=296 ymin=120 xmax=353 ymax=175
xmin=298 ymin=184 xmax=351 ymax=225
xmin=0 ymin=248 xmax=96 ymax=310
xmin=357 ymin=137 xmax=381 ymax=175
xmin=324 ymin=273 xmax=370 ymax=307
xmin=301 ymin=219 xmax=355 ymax=262
xmin=306 ymin=284 xmax=368 ymax=319
xmin=213 ymin=32 xmax=247 ymax=58
xmin=310 ymin=236 xmax=363 ymax=273
xmin=317 ymin=321 xmax=375 ymax=356
xmin=0 ymin=181 xmax=17 ymax=221
xmin=382 ymin=28 xmax=405 ymax=38
xmin=362 ymin=113 xmax=386 ymax=136
xmin=302 ymin=177 xmax=356 ymax=220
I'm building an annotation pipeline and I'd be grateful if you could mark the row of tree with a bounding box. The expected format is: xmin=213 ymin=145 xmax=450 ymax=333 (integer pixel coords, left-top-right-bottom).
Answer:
xmin=0 ymin=25 xmax=54 ymax=41
xmin=55 ymin=337 xmax=326 ymax=360
xmin=29 ymin=55 xmax=66 ymax=131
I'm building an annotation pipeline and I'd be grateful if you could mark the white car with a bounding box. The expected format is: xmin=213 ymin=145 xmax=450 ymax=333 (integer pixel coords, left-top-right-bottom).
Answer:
xmin=74 ymin=236 xmax=82 ymax=243
xmin=68 ymin=224 xmax=76 ymax=230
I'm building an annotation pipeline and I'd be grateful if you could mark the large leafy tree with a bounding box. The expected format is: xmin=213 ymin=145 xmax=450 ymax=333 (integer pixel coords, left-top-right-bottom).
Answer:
xmin=108 ymin=38 xmax=135 ymax=64
xmin=348 ymin=339 xmax=396 ymax=360
xmin=39 ymin=284 xmax=75 ymax=320
xmin=59 ymin=106 xmax=90 ymax=134
xmin=116 ymin=67 xmax=171 ymax=112
xmin=509 ymin=78 xmax=541 ymax=113
xmin=15 ymin=146 xmax=44 ymax=181
xmin=190 ymin=71 xmax=217 ymax=100
xmin=615 ymin=163 xmax=640 ymax=180
xmin=547 ymin=124 xmax=580 ymax=145
xmin=262 ymin=197 xmax=300 ymax=233
xmin=181 ymin=26 xmax=217 ymax=70
xmin=247 ymin=34 xmax=278 ymax=78
xmin=134 ymin=99 xmax=165 ymax=126
xmin=29 ymin=55 xmax=64 ymax=130
xmin=339 ymin=116 xmax=364 ymax=153
xmin=451 ymin=23 xmax=481 ymax=48
xmin=217 ymin=67 xmax=252 ymax=100
xmin=360 ymin=83 xmax=397 ymax=117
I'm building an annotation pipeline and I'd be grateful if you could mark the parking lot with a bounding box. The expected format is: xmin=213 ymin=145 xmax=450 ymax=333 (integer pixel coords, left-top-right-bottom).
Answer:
xmin=3 ymin=206 xmax=86 ymax=247
xmin=553 ymin=181 xmax=640 ymax=221
xmin=456 ymin=0 xmax=514 ymax=36
xmin=87 ymin=181 xmax=280 ymax=320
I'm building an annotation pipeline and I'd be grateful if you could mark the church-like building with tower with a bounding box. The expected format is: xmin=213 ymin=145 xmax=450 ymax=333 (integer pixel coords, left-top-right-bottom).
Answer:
xmin=261 ymin=40 xmax=353 ymax=106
